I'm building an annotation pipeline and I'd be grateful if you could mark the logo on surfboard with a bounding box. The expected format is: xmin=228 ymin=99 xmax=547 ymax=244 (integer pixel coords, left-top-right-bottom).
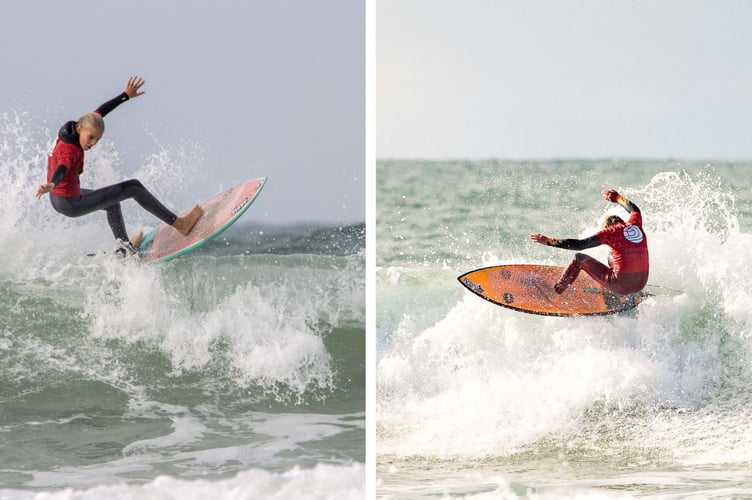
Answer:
xmin=231 ymin=195 xmax=252 ymax=216
xmin=461 ymin=277 xmax=484 ymax=295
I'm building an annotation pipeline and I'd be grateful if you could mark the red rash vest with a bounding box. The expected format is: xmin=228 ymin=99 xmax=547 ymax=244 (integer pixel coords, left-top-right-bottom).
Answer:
xmin=46 ymin=126 xmax=85 ymax=197
xmin=595 ymin=210 xmax=649 ymax=275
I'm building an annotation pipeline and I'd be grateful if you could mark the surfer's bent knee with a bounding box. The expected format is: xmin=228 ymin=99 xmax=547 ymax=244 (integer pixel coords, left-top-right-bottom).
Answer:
xmin=121 ymin=179 xmax=144 ymax=190
xmin=574 ymin=252 xmax=588 ymax=262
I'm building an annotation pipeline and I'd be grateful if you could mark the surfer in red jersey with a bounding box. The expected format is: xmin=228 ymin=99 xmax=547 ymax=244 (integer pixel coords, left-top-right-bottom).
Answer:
xmin=530 ymin=189 xmax=649 ymax=295
xmin=36 ymin=76 xmax=203 ymax=254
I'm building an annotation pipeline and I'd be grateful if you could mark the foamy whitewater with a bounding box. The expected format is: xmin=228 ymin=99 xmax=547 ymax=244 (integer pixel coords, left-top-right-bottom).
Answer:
xmin=0 ymin=112 xmax=364 ymax=498
xmin=376 ymin=160 xmax=752 ymax=498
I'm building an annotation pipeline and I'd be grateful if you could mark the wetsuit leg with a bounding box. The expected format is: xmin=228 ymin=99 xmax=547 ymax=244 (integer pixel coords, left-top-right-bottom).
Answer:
xmin=555 ymin=253 xmax=614 ymax=294
xmin=556 ymin=253 xmax=648 ymax=295
xmin=607 ymin=272 xmax=649 ymax=295
xmin=103 ymin=196 xmax=128 ymax=241
xmin=50 ymin=179 xmax=177 ymax=240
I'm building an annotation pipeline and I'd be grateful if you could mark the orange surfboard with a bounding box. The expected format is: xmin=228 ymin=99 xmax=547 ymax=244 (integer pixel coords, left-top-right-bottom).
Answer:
xmin=457 ymin=264 xmax=644 ymax=316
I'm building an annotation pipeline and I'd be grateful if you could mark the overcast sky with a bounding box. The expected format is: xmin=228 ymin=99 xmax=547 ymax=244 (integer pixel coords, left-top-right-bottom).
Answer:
xmin=1 ymin=0 xmax=364 ymax=225
xmin=377 ymin=0 xmax=752 ymax=160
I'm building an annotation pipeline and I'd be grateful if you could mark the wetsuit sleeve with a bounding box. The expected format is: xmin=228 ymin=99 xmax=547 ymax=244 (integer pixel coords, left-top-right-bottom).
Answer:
xmin=95 ymin=92 xmax=130 ymax=117
xmin=545 ymin=235 xmax=601 ymax=251
xmin=615 ymin=194 xmax=640 ymax=214
xmin=50 ymin=165 xmax=68 ymax=186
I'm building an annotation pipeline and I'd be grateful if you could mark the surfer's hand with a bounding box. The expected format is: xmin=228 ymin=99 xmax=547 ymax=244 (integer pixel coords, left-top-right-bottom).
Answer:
xmin=603 ymin=189 xmax=620 ymax=203
xmin=124 ymin=76 xmax=145 ymax=99
xmin=36 ymin=182 xmax=54 ymax=199
xmin=530 ymin=233 xmax=549 ymax=245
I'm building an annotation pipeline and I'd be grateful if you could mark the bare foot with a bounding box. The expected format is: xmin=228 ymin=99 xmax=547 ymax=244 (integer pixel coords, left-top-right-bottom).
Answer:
xmin=172 ymin=205 xmax=204 ymax=236
xmin=129 ymin=231 xmax=144 ymax=250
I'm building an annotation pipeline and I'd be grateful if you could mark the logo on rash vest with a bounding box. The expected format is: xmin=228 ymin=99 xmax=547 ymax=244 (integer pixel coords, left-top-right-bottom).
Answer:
xmin=623 ymin=225 xmax=644 ymax=244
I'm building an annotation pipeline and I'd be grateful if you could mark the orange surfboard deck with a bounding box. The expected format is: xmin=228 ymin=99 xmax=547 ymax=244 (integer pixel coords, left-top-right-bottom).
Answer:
xmin=457 ymin=264 xmax=643 ymax=316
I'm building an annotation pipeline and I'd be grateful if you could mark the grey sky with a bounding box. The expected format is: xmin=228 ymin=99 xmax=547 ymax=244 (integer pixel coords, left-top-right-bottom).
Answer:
xmin=377 ymin=0 xmax=752 ymax=160
xmin=1 ymin=0 xmax=364 ymax=225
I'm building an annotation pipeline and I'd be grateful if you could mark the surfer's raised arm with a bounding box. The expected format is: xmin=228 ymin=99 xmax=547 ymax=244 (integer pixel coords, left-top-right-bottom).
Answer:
xmin=94 ymin=76 xmax=146 ymax=117
xmin=603 ymin=189 xmax=640 ymax=214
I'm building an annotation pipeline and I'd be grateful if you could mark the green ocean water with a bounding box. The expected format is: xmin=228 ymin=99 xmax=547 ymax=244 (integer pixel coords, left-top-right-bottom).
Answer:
xmin=0 ymin=224 xmax=365 ymax=497
xmin=377 ymin=159 xmax=752 ymax=498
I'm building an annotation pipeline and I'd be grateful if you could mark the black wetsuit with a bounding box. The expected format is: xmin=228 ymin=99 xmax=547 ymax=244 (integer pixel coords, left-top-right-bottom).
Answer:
xmin=47 ymin=93 xmax=177 ymax=243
